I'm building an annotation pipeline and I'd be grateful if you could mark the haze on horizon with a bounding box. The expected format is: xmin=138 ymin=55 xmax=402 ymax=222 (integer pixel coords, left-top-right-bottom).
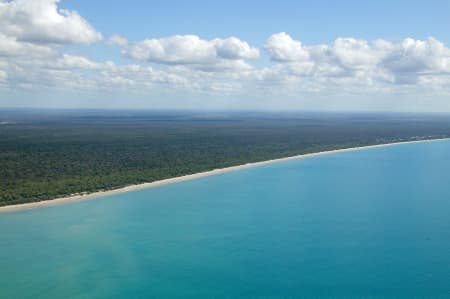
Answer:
xmin=0 ymin=0 xmax=450 ymax=112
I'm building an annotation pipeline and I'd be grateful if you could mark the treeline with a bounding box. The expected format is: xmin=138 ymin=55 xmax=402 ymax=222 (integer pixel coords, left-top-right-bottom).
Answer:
xmin=1 ymin=111 xmax=450 ymax=206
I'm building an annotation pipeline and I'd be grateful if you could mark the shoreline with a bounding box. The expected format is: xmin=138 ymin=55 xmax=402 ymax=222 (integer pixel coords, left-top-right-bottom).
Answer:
xmin=1 ymin=138 xmax=448 ymax=214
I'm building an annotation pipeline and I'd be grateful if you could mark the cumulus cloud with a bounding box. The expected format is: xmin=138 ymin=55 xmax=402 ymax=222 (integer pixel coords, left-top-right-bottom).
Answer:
xmin=1 ymin=44 xmax=244 ymax=93
xmin=264 ymin=33 xmax=450 ymax=85
xmin=107 ymin=34 xmax=128 ymax=47
xmin=124 ymin=35 xmax=259 ymax=71
xmin=52 ymin=54 xmax=104 ymax=70
xmin=383 ymin=37 xmax=450 ymax=74
xmin=0 ymin=1 xmax=448 ymax=108
xmin=213 ymin=37 xmax=259 ymax=60
xmin=1 ymin=18 xmax=450 ymax=102
xmin=0 ymin=0 xmax=102 ymax=45
xmin=264 ymin=32 xmax=310 ymax=62
xmin=324 ymin=38 xmax=381 ymax=69
xmin=0 ymin=33 xmax=55 ymax=57
xmin=125 ymin=35 xmax=215 ymax=64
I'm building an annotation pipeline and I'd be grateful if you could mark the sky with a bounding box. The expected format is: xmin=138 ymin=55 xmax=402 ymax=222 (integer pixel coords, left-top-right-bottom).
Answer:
xmin=0 ymin=0 xmax=449 ymax=111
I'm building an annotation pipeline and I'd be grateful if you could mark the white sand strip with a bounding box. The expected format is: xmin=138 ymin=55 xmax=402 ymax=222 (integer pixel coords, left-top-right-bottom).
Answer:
xmin=1 ymin=138 xmax=448 ymax=214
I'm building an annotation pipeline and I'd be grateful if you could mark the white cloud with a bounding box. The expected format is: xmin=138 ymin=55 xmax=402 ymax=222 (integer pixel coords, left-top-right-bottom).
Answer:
xmin=383 ymin=37 xmax=450 ymax=74
xmin=264 ymin=33 xmax=450 ymax=85
xmin=1 ymin=20 xmax=450 ymax=107
xmin=107 ymin=34 xmax=128 ymax=47
xmin=124 ymin=35 xmax=259 ymax=71
xmin=0 ymin=0 xmax=102 ymax=45
xmin=125 ymin=35 xmax=215 ymax=64
xmin=53 ymin=54 xmax=102 ymax=70
xmin=325 ymin=38 xmax=380 ymax=69
xmin=213 ymin=37 xmax=259 ymax=60
xmin=0 ymin=33 xmax=55 ymax=57
xmin=1 ymin=42 xmax=246 ymax=93
xmin=264 ymin=32 xmax=310 ymax=62
xmin=0 ymin=1 xmax=448 ymax=109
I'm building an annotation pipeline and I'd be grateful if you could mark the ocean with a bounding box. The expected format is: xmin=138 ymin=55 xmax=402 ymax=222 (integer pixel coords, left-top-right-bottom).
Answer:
xmin=1 ymin=140 xmax=450 ymax=298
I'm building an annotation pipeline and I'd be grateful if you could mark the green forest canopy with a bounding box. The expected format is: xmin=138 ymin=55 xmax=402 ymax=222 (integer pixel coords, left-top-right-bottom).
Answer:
xmin=1 ymin=110 xmax=449 ymax=206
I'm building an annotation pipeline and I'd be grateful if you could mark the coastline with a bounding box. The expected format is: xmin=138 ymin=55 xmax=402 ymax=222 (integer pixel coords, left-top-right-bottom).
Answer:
xmin=1 ymin=138 xmax=448 ymax=214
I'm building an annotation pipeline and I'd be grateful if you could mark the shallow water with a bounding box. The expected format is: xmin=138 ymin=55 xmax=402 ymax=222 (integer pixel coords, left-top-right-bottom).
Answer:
xmin=1 ymin=141 xmax=450 ymax=298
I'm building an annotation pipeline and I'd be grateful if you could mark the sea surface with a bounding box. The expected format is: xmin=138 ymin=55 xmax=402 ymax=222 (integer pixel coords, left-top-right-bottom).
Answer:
xmin=1 ymin=141 xmax=450 ymax=299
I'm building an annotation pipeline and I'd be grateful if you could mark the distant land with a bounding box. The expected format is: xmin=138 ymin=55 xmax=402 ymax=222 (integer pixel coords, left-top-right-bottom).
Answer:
xmin=1 ymin=109 xmax=450 ymax=207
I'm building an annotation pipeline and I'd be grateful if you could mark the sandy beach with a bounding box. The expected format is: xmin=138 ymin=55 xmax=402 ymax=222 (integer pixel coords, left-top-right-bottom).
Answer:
xmin=1 ymin=138 xmax=448 ymax=214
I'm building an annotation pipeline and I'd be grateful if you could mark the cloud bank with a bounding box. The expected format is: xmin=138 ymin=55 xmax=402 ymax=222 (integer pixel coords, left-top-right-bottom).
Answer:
xmin=0 ymin=0 xmax=449 ymax=110
xmin=263 ymin=32 xmax=450 ymax=84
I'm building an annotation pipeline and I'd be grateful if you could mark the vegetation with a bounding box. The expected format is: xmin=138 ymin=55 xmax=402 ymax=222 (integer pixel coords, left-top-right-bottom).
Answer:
xmin=1 ymin=110 xmax=450 ymax=206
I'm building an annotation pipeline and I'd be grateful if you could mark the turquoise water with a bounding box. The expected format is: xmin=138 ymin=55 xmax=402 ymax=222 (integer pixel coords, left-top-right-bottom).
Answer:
xmin=1 ymin=141 xmax=450 ymax=298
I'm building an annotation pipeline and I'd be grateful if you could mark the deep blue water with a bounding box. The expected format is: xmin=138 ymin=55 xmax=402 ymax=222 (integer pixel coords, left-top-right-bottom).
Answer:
xmin=1 ymin=141 xmax=450 ymax=299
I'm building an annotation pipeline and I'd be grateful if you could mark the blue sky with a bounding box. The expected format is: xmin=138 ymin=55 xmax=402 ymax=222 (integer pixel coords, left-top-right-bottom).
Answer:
xmin=1 ymin=0 xmax=450 ymax=111
xmin=65 ymin=0 xmax=450 ymax=44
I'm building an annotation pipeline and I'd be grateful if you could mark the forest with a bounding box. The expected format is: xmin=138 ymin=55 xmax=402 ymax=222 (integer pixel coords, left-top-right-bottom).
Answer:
xmin=1 ymin=109 xmax=450 ymax=206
